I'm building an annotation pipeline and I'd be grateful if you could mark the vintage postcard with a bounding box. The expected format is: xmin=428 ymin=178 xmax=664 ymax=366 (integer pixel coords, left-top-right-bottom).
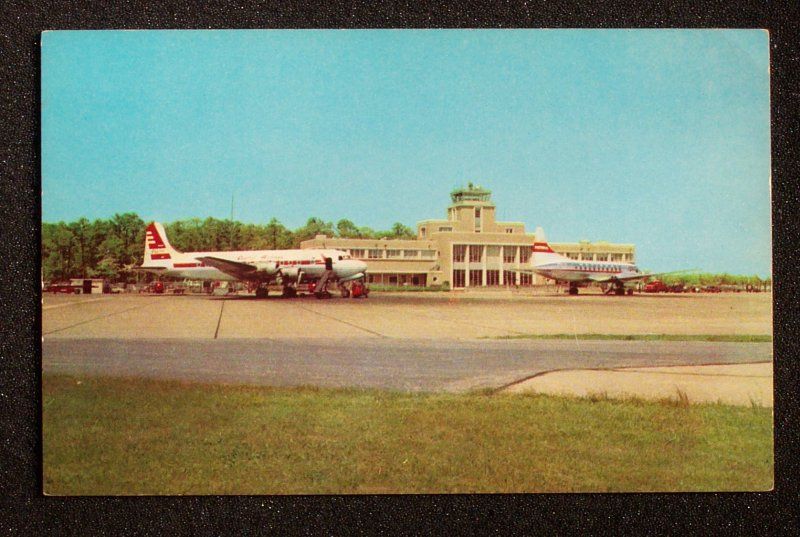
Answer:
xmin=41 ymin=29 xmax=772 ymax=494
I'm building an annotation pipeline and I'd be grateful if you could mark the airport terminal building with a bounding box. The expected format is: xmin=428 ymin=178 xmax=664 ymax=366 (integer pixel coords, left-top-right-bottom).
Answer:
xmin=300 ymin=185 xmax=635 ymax=289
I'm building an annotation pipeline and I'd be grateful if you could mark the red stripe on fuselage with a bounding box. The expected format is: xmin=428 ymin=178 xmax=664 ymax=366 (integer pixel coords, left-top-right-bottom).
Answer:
xmin=543 ymin=267 xmax=629 ymax=274
xmin=532 ymin=242 xmax=554 ymax=253
xmin=151 ymin=253 xmax=171 ymax=260
xmin=173 ymin=262 xmax=202 ymax=268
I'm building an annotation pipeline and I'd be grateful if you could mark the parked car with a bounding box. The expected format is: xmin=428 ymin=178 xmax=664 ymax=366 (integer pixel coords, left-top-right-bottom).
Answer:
xmin=667 ymin=283 xmax=685 ymax=293
xmin=644 ymin=280 xmax=668 ymax=293
xmin=43 ymin=282 xmax=76 ymax=294
xmin=140 ymin=281 xmax=165 ymax=294
xmin=703 ymin=285 xmax=722 ymax=293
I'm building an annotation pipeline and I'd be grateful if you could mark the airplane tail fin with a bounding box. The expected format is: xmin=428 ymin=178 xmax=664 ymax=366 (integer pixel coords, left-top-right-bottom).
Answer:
xmin=143 ymin=222 xmax=180 ymax=267
xmin=531 ymin=227 xmax=569 ymax=266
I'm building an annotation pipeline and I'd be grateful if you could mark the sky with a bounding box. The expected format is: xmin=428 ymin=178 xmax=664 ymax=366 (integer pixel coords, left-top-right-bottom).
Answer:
xmin=41 ymin=30 xmax=771 ymax=275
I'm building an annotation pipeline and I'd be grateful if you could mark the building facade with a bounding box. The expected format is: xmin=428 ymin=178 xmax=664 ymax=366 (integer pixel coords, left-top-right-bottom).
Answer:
xmin=300 ymin=185 xmax=635 ymax=289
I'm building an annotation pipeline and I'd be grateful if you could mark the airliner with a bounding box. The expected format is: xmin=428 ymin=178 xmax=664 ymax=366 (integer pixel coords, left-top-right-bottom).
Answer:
xmin=139 ymin=222 xmax=367 ymax=298
xmin=520 ymin=227 xmax=675 ymax=295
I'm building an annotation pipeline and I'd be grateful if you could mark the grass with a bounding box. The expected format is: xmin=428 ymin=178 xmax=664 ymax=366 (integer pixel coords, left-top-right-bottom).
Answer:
xmin=483 ymin=333 xmax=773 ymax=343
xmin=43 ymin=375 xmax=773 ymax=495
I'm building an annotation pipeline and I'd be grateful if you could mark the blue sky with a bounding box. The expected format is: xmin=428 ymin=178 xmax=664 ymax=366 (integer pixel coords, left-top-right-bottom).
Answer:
xmin=41 ymin=30 xmax=771 ymax=275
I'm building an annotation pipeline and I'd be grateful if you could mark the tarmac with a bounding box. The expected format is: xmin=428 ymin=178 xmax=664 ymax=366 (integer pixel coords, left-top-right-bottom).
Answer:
xmin=41 ymin=291 xmax=773 ymax=405
xmin=504 ymin=362 xmax=773 ymax=407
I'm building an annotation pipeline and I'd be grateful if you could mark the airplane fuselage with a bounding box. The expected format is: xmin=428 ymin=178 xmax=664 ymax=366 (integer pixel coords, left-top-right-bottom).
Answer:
xmin=533 ymin=260 xmax=641 ymax=283
xmin=143 ymin=248 xmax=365 ymax=283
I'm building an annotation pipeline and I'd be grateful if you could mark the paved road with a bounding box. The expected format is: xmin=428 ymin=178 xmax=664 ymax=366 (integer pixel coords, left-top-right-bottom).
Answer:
xmin=42 ymin=338 xmax=772 ymax=392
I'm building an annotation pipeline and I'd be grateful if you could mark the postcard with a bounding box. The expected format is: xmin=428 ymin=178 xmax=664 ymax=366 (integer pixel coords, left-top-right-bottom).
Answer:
xmin=41 ymin=29 xmax=772 ymax=494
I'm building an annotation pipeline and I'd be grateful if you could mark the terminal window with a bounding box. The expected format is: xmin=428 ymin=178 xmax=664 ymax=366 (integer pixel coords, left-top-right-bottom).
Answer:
xmin=504 ymin=270 xmax=517 ymax=286
xmin=368 ymin=249 xmax=382 ymax=259
xmin=520 ymin=273 xmax=532 ymax=286
xmin=350 ymin=249 xmax=365 ymax=258
xmin=520 ymin=248 xmax=531 ymax=263
xmin=453 ymin=245 xmax=466 ymax=263
xmin=486 ymin=270 xmax=500 ymax=286
xmin=469 ymin=269 xmax=482 ymax=286
xmin=386 ymin=250 xmax=401 ymax=259
xmin=403 ymin=250 xmax=419 ymax=258
xmin=452 ymin=269 xmax=466 ymax=288
xmin=503 ymin=246 xmax=516 ymax=263
xmin=469 ymin=245 xmax=482 ymax=262
xmin=421 ymin=250 xmax=436 ymax=259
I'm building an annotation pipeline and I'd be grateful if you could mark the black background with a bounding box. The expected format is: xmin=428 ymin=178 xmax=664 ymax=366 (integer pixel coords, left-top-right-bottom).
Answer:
xmin=1 ymin=1 xmax=798 ymax=533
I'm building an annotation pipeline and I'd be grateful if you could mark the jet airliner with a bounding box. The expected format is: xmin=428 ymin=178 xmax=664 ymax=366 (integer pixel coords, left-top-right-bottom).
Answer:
xmin=139 ymin=222 xmax=367 ymax=298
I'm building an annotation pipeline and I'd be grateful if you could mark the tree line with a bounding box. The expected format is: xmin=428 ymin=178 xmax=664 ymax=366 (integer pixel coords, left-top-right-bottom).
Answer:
xmin=41 ymin=213 xmax=771 ymax=288
xmin=42 ymin=213 xmax=415 ymax=282
xmin=656 ymin=272 xmax=770 ymax=289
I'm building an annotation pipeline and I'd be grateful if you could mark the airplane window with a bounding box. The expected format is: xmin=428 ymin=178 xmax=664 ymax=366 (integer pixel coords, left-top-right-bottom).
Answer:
xmin=338 ymin=256 xmax=343 ymax=260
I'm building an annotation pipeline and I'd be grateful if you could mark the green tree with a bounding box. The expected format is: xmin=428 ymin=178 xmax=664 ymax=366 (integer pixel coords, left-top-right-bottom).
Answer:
xmin=109 ymin=213 xmax=145 ymax=267
xmin=336 ymin=219 xmax=360 ymax=238
xmin=44 ymin=222 xmax=77 ymax=281
xmin=357 ymin=226 xmax=377 ymax=239
xmin=390 ymin=222 xmax=415 ymax=239
xmin=293 ymin=217 xmax=335 ymax=246
xmin=263 ymin=218 xmax=293 ymax=249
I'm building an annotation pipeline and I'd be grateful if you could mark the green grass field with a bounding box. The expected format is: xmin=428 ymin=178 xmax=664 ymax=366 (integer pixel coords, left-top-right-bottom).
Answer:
xmin=485 ymin=334 xmax=772 ymax=343
xmin=43 ymin=375 xmax=773 ymax=495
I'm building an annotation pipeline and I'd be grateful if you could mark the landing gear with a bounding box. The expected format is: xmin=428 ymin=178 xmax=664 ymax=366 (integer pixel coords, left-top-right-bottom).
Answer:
xmin=568 ymin=283 xmax=579 ymax=295
xmin=282 ymin=286 xmax=297 ymax=298
xmin=604 ymin=281 xmax=626 ymax=296
xmin=255 ymin=285 xmax=268 ymax=299
xmin=315 ymin=290 xmax=332 ymax=299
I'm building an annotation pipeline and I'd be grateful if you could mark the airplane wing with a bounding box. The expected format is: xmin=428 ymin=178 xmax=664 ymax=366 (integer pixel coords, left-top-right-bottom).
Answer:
xmin=586 ymin=273 xmax=616 ymax=282
xmin=196 ymin=256 xmax=259 ymax=280
xmin=614 ymin=269 xmax=700 ymax=282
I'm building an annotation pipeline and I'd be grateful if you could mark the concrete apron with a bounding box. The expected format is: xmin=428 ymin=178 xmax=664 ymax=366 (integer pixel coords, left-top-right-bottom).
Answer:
xmin=503 ymin=362 xmax=773 ymax=407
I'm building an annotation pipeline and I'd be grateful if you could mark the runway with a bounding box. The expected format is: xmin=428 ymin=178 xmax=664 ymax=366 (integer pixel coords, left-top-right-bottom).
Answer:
xmin=42 ymin=338 xmax=772 ymax=392
xmin=41 ymin=292 xmax=772 ymax=392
